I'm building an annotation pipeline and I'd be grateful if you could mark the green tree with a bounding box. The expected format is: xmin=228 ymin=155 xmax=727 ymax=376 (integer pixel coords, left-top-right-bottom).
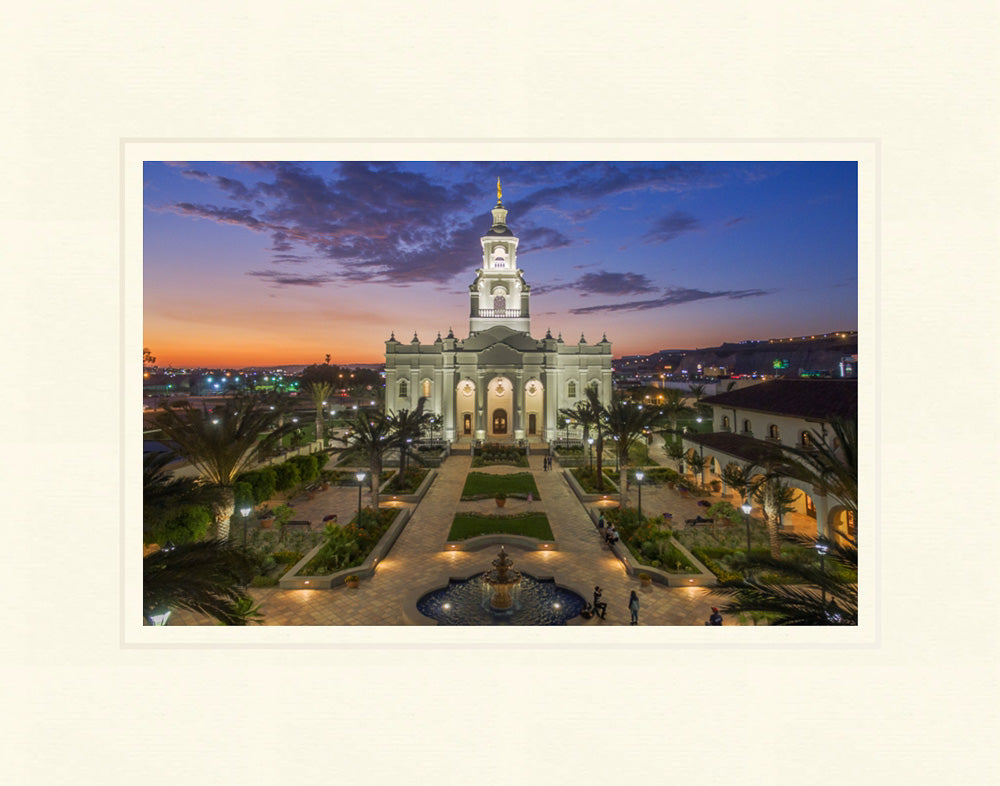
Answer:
xmin=721 ymin=461 xmax=753 ymax=503
xmin=752 ymin=474 xmax=799 ymax=558
xmin=304 ymin=380 xmax=334 ymax=448
xmin=603 ymin=399 xmax=661 ymax=508
xmin=143 ymin=539 xmax=259 ymax=625
xmin=664 ymin=441 xmax=685 ymax=477
xmin=386 ymin=397 xmax=433 ymax=491
xmin=153 ymin=393 xmax=294 ymax=539
xmin=721 ymin=532 xmax=857 ymax=625
xmin=143 ymin=451 xmax=223 ymax=545
xmin=659 ymin=388 xmax=689 ymax=433
xmin=687 ymin=450 xmax=706 ymax=487
xmin=338 ymin=409 xmax=394 ymax=510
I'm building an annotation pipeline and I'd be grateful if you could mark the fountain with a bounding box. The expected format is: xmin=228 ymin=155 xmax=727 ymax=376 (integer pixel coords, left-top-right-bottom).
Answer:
xmin=415 ymin=546 xmax=587 ymax=625
xmin=481 ymin=546 xmax=522 ymax=612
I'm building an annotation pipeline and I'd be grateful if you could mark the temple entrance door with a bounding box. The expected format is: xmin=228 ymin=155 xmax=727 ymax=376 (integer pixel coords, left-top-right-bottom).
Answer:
xmin=463 ymin=414 xmax=472 ymax=435
xmin=492 ymin=409 xmax=508 ymax=434
xmin=528 ymin=413 xmax=537 ymax=435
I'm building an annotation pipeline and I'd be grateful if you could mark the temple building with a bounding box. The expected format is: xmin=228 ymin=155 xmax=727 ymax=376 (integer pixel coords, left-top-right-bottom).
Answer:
xmin=384 ymin=182 xmax=613 ymax=442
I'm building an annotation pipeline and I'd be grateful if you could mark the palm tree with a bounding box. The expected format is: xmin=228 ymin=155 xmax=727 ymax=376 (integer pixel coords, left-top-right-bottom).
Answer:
xmin=665 ymin=441 xmax=686 ymax=476
xmin=721 ymin=461 xmax=753 ymax=502
xmin=603 ymin=400 xmax=661 ymax=508
xmin=784 ymin=418 xmax=858 ymax=517
xmin=687 ymin=382 xmax=707 ymax=415
xmin=153 ymin=393 xmax=293 ymax=539
xmin=143 ymin=539 xmax=259 ymax=625
xmin=304 ymin=380 xmax=334 ymax=448
xmin=721 ymin=532 xmax=857 ymax=625
xmin=581 ymin=387 xmax=610 ymax=491
xmin=338 ymin=409 xmax=394 ymax=511
xmin=751 ymin=473 xmax=799 ymax=558
xmin=660 ymin=388 xmax=689 ymax=433
xmin=687 ymin=450 xmax=706 ymax=488
xmin=386 ymin=397 xmax=433 ymax=490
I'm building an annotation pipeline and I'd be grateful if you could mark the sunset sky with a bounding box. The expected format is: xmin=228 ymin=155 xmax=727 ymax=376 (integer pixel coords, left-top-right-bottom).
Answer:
xmin=143 ymin=160 xmax=858 ymax=368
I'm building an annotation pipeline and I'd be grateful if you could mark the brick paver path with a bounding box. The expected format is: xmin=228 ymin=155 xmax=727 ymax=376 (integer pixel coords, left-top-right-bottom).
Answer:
xmin=171 ymin=441 xmax=737 ymax=626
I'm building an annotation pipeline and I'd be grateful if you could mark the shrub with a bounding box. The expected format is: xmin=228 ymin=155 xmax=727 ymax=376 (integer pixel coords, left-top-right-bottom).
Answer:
xmin=239 ymin=467 xmax=277 ymax=504
xmin=144 ymin=503 xmax=213 ymax=546
xmin=274 ymin=461 xmax=300 ymax=492
xmin=289 ymin=454 xmax=319 ymax=485
xmin=233 ymin=481 xmax=254 ymax=511
xmin=314 ymin=452 xmax=330 ymax=471
xmin=250 ymin=575 xmax=279 ymax=588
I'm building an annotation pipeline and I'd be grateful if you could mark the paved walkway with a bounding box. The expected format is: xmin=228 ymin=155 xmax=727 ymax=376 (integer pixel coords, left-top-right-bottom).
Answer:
xmin=171 ymin=441 xmax=743 ymax=626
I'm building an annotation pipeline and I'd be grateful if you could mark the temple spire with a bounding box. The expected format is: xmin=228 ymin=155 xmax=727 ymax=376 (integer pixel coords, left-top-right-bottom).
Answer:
xmin=497 ymin=177 xmax=502 ymax=203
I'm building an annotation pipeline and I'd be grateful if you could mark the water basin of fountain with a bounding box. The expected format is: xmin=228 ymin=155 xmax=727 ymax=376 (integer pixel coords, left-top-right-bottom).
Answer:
xmin=416 ymin=573 xmax=587 ymax=625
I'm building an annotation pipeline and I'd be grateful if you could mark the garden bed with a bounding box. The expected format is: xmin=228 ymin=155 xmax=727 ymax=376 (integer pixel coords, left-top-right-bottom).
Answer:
xmin=471 ymin=443 xmax=529 ymax=467
xmin=280 ymin=506 xmax=412 ymax=589
xmin=569 ymin=466 xmax=619 ymax=494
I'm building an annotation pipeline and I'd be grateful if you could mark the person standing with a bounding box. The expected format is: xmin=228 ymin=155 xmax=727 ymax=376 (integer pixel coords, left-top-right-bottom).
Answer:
xmin=628 ymin=590 xmax=640 ymax=625
xmin=592 ymin=586 xmax=607 ymax=619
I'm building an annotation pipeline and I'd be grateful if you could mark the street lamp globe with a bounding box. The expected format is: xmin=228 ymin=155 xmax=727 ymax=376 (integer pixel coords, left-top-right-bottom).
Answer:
xmin=741 ymin=502 xmax=752 ymax=516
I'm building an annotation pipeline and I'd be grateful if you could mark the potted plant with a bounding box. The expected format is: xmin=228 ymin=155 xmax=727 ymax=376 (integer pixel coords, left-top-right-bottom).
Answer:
xmin=259 ymin=507 xmax=275 ymax=530
xmin=638 ymin=572 xmax=653 ymax=589
xmin=495 ymin=491 xmax=507 ymax=508
xmin=344 ymin=574 xmax=360 ymax=589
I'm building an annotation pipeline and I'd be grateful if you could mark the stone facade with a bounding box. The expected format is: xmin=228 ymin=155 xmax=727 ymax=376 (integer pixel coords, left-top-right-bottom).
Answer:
xmin=384 ymin=190 xmax=612 ymax=442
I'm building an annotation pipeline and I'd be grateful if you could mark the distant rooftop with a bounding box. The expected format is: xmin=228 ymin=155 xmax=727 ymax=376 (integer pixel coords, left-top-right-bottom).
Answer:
xmin=701 ymin=378 xmax=857 ymax=420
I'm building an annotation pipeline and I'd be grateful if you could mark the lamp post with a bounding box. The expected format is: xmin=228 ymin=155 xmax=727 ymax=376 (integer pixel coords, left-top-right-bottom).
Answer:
xmin=239 ymin=505 xmax=253 ymax=551
xmin=635 ymin=471 xmax=644 ymax=518
xmin=815 ymin=540 xmax=829 ymax=612
xmin=587 ymin=437 xmax=594 ymax=470
xmin=741 ymin=501 xmax=753 ymax=578
xmin=356 ymin=471 xmax=366 ymax=526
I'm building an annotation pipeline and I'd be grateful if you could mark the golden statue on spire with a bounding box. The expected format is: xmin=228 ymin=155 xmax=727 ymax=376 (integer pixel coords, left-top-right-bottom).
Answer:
xmin=497 ymin=177 xmax=502 ymax=202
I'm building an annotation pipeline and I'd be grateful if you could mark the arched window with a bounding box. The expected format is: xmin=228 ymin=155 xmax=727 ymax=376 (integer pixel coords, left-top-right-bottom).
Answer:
xmin=493 ymin=294 xmax=506 ymax=312
xmin=421 ymin=379 xmax=432 ymax=398
xmin=768 ymin=424 xmax=780 ymax=439
xmin=398 ymin=379 xmax=408 ymax=398
xmin=568 ymin=381 xmax=577 ymax=398
xmin=801 ymin=430 xmax=813 ymax=447
xmin=742 ymin=419 xmax=752 ymax=434
xmin=587 ymin=380 xmax=599 ymax=394
xmin=721 ymin=415 xmax=730 ymax=430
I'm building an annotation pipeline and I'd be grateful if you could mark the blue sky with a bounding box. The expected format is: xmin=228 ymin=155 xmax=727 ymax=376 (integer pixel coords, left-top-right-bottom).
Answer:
xmin=144 ymin=160 xmax=857 ymax=367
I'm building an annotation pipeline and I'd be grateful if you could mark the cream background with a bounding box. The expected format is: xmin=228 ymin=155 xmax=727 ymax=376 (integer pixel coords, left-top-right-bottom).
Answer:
xmin=3 ymin=2 xmax=998 ymax=784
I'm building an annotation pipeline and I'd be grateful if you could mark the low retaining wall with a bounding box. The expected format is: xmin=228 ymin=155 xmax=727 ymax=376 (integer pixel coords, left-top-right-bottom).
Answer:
xmin=279 ymin=506 xmax=412 ymax=589
xmin=442 ymin=534 xmax=557 ymax=552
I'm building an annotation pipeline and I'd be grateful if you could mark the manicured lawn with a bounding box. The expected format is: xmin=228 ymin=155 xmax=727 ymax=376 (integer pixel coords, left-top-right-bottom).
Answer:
xmin=461 ymin=472 xmax=540 ymax=500
xmin=448 ymin=512 xmax=554 ymax=541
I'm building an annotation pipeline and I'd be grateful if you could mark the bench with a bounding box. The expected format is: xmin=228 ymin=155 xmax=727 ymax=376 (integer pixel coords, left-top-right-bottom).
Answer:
xmin=685 ymin=515 xmax=713 ymax=526
xmin=284 ymin=520 xmax=312 ymax=531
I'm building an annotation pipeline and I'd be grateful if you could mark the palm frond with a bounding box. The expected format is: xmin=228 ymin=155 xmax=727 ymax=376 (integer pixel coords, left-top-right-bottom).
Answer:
xmin=143 ymin=539 xmax=257 ymax=625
